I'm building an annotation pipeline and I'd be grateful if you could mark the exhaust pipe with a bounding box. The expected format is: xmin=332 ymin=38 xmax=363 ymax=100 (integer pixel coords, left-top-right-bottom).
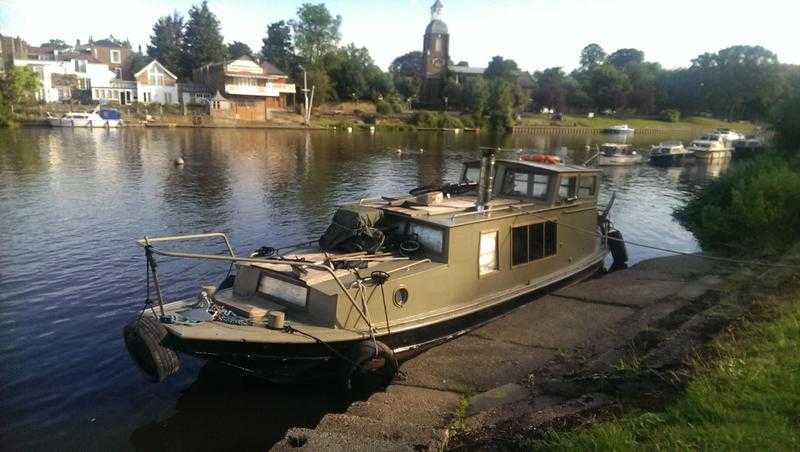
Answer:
xmin=477 ymin=148 xmax=497 ymax=212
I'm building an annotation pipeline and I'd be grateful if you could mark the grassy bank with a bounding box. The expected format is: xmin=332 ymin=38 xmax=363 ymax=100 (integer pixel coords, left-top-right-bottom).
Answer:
xmin=526 ymin=263 xmax=800 ymax=450
xmin=518 ymin=114 xmax=757 ymax=132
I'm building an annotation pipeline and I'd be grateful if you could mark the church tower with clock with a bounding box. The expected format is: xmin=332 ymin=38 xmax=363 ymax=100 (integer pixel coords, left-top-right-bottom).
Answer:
xmin=420 ymin=0 xmax=449 ymax=106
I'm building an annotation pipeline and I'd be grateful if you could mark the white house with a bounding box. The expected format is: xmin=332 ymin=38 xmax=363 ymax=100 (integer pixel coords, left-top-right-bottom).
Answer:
xmin=14 ymin=55 xmax=116 ymax=103
xmin=134 ymin=60 xmax=179 ymax=105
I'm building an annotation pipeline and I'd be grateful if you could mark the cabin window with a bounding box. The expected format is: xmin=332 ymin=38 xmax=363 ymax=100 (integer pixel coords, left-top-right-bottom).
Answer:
xmin=479 ymin=231 xmax=499 ymax=276
xmin=409 ymin=223 xmax=444 ymax=254
xmin=559 ymin=176 xmax=578 ymax=200
xmin=258 ymin=274 xmax=308 ymax=308
xmin=501 ymin=169 xmax=550 ymax=199
xmin=462 ymin=165 xmax=480 ymax=184
xmin=512 ymin=222 xmax=558 ymax=265
xmin=579 ymin=175 xmax=597 ymax=197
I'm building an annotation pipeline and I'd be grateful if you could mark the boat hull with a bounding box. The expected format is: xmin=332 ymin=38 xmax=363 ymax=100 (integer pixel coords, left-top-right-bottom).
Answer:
xmin=693 ymin=149 xmax=731 ymax=160
xmin=649 ymin=153 xmax=692 ymax=166
xmin=599 ymin=156 xmax=642 ymax=166
xmin=167 ymin=256 xmax=606 ymax=382
xmin=50 ymin=119 xmax=122 ymax=128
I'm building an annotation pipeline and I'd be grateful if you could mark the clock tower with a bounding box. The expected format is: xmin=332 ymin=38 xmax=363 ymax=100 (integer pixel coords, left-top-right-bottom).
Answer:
xmin=420 ymin=0 xmax=449 ymax=106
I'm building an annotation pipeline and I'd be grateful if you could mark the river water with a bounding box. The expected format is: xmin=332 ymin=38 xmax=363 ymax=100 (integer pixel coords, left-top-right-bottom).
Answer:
xmin=0 ymin=127 xmax=727 ymax=450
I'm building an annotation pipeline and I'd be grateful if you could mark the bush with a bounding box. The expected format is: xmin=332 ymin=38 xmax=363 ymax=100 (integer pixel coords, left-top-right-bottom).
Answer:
xmin=376 ymin=101 xmax=393 ymax=115
xmin=411 ymin=111 xmax=436 ymax=128
xmin=675 ymin=156 xmax=800 ymax=255
xmin=436 ymin=112 xmax=463 ymax=128
xmin=660 ymin=109 xmax=681 ymax=123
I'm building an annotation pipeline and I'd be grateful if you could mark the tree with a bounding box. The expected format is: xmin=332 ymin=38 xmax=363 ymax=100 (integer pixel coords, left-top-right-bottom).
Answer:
xmin=691 ymin=45 xmax=784 ymax=119
xmin=325 ymin=44 xmax=390 ymax=101
xmin=227 ymin=41 xmax=253 ymax=59
xmin=41 ymin=38 xmax=68 ymax=49
xmin=579 ymin=43 xmax=606 ymax=71
xmin=127 ymin=52 xmax=152 ymax=76
xmin=182 ymin=1 xmax=226 ymax=76
xmin=461 ymin=76 xmax=489 ymax=121
xmin=533 ymin=67 xmax=567 ymax=112
xmin=305 ymin=64 xmax=334 ymax=104
xmin=261 ymin=20 xmax=296 ymax=74
xmin=485 ymin=56 xmax=520 ymax=82
xmin=770 ymin=93 xmax=800 ymax=152
xmin=0 ymin=66 xmax=41 ymax=126
xmin=291 ymin=3 xmax=341 ymax=66
xmin=487 ymin=79 xmax=515 ymax=132
xmin=607 ymin=48 xmax=645 ymax=68
xmin=147 ymin=12 xmax=185 ymax=77
xmin=389 ymin=51 xmax=424 ymax=99
xmin=589 ymin=64 xmax=631 ymax=111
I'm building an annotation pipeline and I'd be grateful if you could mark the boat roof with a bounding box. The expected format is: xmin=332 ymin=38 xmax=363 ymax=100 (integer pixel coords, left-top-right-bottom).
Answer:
xmin=466 ymin=158 xmax=599 ymax=174
xmin=600 ymin=143 xmax=632 ymax=148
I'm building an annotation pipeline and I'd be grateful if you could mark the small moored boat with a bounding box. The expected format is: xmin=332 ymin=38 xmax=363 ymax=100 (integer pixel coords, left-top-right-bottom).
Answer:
xmin=604 ymin=124 xmax=635 ymax=134
xmin=122 ymin=149 xmax=622 ymax=386
xmin=48 ymin=108 xmax=123 ymax=128
xmin=598 ymin=143 xmax=643 ymax=166
xmin=649 ymin=141 xmax=691 ymax=166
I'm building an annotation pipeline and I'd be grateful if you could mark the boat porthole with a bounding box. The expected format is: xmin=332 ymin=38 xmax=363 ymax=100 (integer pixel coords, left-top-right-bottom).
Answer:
xmin=393 ymin=287 xmax=410 ymax=308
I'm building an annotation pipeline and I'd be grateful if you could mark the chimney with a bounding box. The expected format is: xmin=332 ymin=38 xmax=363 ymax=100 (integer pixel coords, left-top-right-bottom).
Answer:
xmin=76 ymin=38 xmax=80 ymax=48
xmin=476 ymin=148 xmax=497 ymax=212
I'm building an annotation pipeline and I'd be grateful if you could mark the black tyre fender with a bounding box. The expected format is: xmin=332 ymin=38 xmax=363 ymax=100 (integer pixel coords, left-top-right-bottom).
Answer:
xmin=339 ymin=340 xmax=399 ymax=392
xmin=123 ymin=316 xmax=180 ymax=383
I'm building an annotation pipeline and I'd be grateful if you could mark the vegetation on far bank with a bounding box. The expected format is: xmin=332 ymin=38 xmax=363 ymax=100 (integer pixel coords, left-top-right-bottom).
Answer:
xmin=517 ymin=114 xmax=757 ymax=132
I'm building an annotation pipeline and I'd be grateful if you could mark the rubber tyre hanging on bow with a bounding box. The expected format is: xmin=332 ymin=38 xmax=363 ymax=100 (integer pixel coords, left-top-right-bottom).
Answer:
xmin=123 ymin=316 xmax=180 ymax=383
xmin=339 ymin=340 xmax=399 ymax=393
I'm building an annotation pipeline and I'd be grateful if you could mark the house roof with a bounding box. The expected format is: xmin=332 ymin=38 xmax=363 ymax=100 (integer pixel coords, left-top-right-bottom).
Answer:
xmin=448 ymin=65 xmax=484 ymax=75
xmin=56 ymin=51 xmax=102 ymax=64
xmin=260 ymin=61 xmax=286 ymax=76
xmin=134 ymin=59 xmax=178 ymax=80
xmin=92 ymin=38 xmax=124 ymax=48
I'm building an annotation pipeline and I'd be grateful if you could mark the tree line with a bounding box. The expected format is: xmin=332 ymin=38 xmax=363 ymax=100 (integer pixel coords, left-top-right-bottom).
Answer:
xmin=145 ymin=1 xmax=392 ymax=105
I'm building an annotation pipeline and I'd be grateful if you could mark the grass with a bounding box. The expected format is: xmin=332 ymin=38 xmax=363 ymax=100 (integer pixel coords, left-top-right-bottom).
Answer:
xmin=517 ymin=114 xmax=757 ymax=132
xmin=524 ymin=285 xmax=800 ymax=451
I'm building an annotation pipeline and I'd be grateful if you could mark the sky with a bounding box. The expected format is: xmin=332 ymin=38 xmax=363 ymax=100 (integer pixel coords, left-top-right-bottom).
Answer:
xmin=1 ymin=0 xmax=798 ymax=72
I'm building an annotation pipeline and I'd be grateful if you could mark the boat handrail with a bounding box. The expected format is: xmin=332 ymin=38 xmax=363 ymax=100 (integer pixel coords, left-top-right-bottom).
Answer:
xmin=138 ymin=233 xmax=380 ymax=333
xmin=136 ymin=232 xmax=236 ymax=257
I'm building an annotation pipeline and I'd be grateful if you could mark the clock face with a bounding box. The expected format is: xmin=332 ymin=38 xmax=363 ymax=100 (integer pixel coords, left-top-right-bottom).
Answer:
xmin=432 ymin=57 xmax=443 ymax=68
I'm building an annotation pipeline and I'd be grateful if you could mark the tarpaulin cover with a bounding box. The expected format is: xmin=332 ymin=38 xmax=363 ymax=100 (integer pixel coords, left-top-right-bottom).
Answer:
xmin=319 ymin=204 xmax=385 ymax=252
xmin=98 ymin=109 xmax=122 ymax=120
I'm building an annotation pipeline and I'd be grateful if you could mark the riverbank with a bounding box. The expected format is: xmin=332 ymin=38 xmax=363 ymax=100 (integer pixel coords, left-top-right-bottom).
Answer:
xmin=519 ymin=248 xmax=800 ymax=451
xmin=517 ymin=114 xmax=757 ymax=134
xmin=271 ymin=253 xmax=751 ymax=451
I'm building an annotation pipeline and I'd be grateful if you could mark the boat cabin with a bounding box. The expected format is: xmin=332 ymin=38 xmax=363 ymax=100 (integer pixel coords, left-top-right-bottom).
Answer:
xmin=217 ymin=158 xmax=605 ymax=337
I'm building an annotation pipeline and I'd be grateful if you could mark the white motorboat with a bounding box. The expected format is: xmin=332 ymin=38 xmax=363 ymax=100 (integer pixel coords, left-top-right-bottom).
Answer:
xmin=649 ymin=141 xmax=692 ymax=166
xmin=712 ymin=128 xmax=746 ymax=143
xmin=688 ymin=138 xmax=731 ymax=160
xmin=598 ymin=143 xmax=643 ymax=166
xmin=48 ymin=108 xmax=123 ymax=128
xmin=604 ymin=124 xmax=635 ymax=134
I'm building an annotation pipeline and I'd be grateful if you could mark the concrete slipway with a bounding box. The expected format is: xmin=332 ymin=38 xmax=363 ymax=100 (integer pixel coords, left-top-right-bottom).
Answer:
xmin=271 ymin=254 xmax=729 ymax=451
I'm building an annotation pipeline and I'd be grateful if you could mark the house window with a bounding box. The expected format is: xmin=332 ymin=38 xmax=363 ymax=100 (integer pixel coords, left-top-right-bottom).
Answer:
xmin=165 ymin=92 xmax=172 ymax=104
xmin=479 ymin=231 xmax=499 ymax=276
xmin=148 ymin=65 xmax=164 ymax=86
xmin=512 ymin=222 xmax=558 ymax=266
xmin=114 ymin=67 xmax=122 ymax=78
xmin=559 ymin=176 xmax=578 ymax=200
xmin=579 ymin=175 xmax=597 ymax=198
xmin=434 ymin=38 xmax=441 ymax=52
xmin=110 ymin=49 xmax=121 ymax=64
xmin=74 ymin=60 xmax=86 ymax=73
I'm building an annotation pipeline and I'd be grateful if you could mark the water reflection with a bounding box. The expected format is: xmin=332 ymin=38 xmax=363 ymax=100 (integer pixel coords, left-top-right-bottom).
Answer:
xmin=0 ymin=127 xmax=719 ymax=450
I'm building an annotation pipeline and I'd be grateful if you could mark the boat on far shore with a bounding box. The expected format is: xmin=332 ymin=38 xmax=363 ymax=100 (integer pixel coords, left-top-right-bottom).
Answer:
xmin=604 ymin=124 xmax=635 ymax=134
xmin=598 ymin=143 xmax=643 ymax=166
xmin=649 ymin=141 xmax=692 ymax=166
xmin=47 ymin=108 xmax=123 ymax=128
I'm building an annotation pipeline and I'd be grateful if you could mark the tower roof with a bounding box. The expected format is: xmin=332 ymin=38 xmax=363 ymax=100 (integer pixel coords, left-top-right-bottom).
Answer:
xmin=425 ymin=19 xmax=448 ymax=34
